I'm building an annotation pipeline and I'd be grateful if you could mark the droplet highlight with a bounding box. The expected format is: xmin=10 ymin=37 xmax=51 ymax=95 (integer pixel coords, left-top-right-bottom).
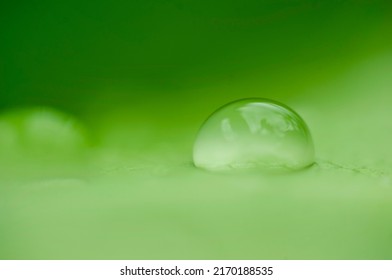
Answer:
xmin=193 ymin=98 xmax=315 ymax=172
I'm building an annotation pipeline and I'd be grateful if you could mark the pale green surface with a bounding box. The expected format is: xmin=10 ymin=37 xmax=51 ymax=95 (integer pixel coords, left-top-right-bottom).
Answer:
xmin=0 ymin=54 xmax=392 ymax=259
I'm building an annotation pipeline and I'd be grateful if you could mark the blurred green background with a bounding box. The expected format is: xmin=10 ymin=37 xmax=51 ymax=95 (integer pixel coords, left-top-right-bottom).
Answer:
xmin=1 ymin=0 xmax=392 ymax=259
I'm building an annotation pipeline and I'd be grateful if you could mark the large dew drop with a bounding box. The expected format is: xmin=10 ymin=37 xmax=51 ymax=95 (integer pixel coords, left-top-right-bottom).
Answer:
xmin=193 ymin=98 xmax=315 ymax=172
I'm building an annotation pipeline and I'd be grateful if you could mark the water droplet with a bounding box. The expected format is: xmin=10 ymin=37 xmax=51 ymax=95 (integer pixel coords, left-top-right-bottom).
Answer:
xmin=0 ymin=107 xmax=88 ymax=159
xmin=193 ymin=98 xmax=315 ymax=172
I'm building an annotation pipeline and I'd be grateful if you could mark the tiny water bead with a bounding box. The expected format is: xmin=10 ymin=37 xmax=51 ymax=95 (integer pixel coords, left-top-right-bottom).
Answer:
xmin=193 ymin=98 xmax=315 ymax=172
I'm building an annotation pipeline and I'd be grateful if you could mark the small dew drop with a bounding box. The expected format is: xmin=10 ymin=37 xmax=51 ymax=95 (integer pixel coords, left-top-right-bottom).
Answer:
xmin=0 ymin=107 xmax=88 ymax=159
xmin=193 ymin=98 xmax=315 ymax=172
